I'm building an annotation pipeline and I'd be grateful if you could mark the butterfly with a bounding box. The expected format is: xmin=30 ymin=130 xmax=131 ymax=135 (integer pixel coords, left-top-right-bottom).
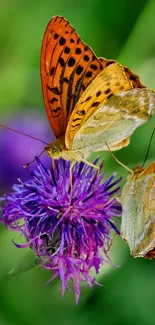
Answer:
xmin=40 ymin=15 xmax=155 ymax=167
xmin=121 ymin=161 xmax=155 ymax=259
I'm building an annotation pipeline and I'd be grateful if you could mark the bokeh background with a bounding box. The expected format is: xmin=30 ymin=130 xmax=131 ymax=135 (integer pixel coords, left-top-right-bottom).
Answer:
xmin=1 ymin=0 xmax=155 ymax=324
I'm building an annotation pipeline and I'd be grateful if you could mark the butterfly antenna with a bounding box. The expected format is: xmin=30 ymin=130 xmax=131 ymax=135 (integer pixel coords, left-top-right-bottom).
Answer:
xmin=0 ymin=124 xmax=48 ymax=145
xmin=24 ymin=149 xmax=46 ymax=168
xmin=142 ymin=127 xmax=155 ymax=168
xmin=105 ymin=142 xmax=133 ymax=174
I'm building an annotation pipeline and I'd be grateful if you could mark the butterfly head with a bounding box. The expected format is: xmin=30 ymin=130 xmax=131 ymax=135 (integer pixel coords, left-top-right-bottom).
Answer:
xmin=45 ymin=140 xmax=62 ymax=159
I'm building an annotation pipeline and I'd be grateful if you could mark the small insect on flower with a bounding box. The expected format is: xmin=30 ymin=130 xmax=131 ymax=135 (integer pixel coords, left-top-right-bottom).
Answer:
xmin=1 ymin=158 xmax=122 ymax=303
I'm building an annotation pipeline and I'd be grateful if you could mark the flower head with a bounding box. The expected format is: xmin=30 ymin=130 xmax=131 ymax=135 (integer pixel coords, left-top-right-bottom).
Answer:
xmin=1 ymin=158 xmax=121 ymax=303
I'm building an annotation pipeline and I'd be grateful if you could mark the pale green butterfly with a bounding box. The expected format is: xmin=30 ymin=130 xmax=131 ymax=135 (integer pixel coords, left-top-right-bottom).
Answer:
xmin=107 ymin=136 xmax=155 ymax=259
xmin=121 ymin=161 xmax=155 ymax=259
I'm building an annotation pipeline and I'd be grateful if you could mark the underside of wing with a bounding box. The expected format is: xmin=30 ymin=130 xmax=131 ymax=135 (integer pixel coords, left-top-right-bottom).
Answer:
xmin=121 ymin=174 xmax=155 ymax=258
xmin=65 ymin=62 xmax=145 ymax=147
xmin=40 ymin=16 xmax=115 ymax=138
xmin=70 ymin=88 xmax=155 ymax=152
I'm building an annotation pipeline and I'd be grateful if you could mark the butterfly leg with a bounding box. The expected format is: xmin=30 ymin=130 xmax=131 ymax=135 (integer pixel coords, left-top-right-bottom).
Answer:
xmin=81 ymin=158 xmax=100 ymax=171
xmin=107 ymin=233 xmax=118 ymax=252
xmin=102 ymin=195 xmax=121 ymax=208
xmin=81 ymin=158 xmax=102 ymax=193
xmin=52 ymin=159 xmax=56 ymax=170
xmin=105 ymin=142 xmax=133 ymax=174
xmin=69 ymin=160 xmax=76 ymax=196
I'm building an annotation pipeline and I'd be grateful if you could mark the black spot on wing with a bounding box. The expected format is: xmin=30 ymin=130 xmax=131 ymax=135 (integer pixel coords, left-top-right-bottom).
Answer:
xmin=76 ymin=65 xmax=83 ymax=75
xmin=75 ymin=47 xmax=82 ymax=55
xmin=91 ymin=101 xmax=100 ymax=107
xmin=50 ymin=97 xmax=58 ymax=104
xmin=63 ymin=77 xmax=69 ymax=83
xmin=51 ymin=106 xmax=61 ymax=118
xmin=76 ymin=110 xmax=86 ymax=116
xmin=68 ymin=57 xmax=76 ymax=67
xmin=90 ymin=64 xmax=98 ymax=71
xmin=96 ymin=91 xmax=101 ymax=97
xmin=107 ymin=93 xmax=113 ymax=100
xmin=104 ymin=88 xmax=111 ymax=94
xmin=86 ymin=71 xmax=92 ymax=78
xmin=54 ymin=33 xmax=59 ymax=40
xmin=59 ymin=37 xmax=66 ymax=46
xmin=64 ymin=46 xmax=70 ymax=54
xmin=50 ymin=67 xmax=55 ymax=76
xmin=83 ymin=54 xmax=89 ymax=62
xmin=73 ymin=117 xmax=81 ymax=122
xmin=58 ymin=57 xmax=65 ymax=67
xmin=47 ymin=85 xmax=61 ymax=95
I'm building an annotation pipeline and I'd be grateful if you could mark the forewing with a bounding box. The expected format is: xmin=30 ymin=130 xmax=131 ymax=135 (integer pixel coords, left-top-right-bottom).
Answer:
xmin=40 ymin=16 xmax=114 ymax=138
xmin=70 ymin=88 xmax=155 ymax=152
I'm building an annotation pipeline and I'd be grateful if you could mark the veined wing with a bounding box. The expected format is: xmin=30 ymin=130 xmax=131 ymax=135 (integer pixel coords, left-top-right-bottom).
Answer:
xmin=70 ymin=88 xmax=155 ymax=152
xmin=65 ymin=62 xmax=145 ymax=148
xmin=121 ymin=170 xmax=155 ymax=258
xmin=40 ymin=16 xmax=115 ymax=138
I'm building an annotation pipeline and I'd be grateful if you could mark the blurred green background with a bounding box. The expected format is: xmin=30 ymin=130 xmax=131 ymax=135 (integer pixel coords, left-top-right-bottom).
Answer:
xmin=1 ymin=0 xmax=155 ymax=324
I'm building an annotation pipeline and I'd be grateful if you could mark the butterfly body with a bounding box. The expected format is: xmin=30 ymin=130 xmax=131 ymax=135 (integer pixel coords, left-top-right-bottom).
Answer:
xmin=121 ymin=162 xmax=155 ymax=259
xmin=41 ymin=16 xmax=155 ymax=165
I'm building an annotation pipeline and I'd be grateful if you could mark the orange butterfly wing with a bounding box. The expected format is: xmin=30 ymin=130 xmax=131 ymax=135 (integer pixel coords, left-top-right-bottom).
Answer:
xmin=40 ymin=16 xmax=115 ymax=139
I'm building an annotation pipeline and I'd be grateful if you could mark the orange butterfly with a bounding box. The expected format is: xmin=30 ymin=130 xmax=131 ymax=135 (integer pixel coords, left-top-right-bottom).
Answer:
xmin=41 ymin=16 xmax=155 ymax=167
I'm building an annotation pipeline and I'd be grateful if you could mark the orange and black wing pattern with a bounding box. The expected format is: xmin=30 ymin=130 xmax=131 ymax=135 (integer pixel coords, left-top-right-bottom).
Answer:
xmin=40 ymin=16 xmax=115 ymax=138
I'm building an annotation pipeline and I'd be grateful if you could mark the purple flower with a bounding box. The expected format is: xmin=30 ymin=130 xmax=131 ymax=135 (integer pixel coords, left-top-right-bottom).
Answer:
xmin=1 ymin=158 xmax=121 ymax=303
xmin=0 ymin=112 xmax=53 ymax=190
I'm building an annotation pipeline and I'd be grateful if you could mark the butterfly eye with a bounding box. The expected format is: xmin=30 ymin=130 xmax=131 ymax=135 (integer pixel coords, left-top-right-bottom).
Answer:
xmin=50 ymin=143 xmax=61 ymax=159
xmin=45 ymin=142 xmax=60 ymax=158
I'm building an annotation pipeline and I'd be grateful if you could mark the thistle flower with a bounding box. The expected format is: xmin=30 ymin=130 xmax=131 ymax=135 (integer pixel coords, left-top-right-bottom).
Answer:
xmin=0 ymin=112 xmax=53 ymax=190
xmin=1 ymin=158 xmax=121 ymax=303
